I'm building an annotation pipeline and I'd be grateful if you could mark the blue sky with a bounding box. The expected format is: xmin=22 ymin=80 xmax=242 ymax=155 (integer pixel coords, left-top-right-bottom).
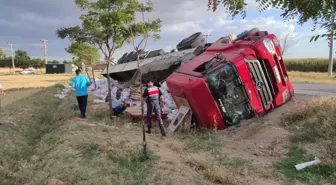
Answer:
xmin=0 ymin=0 xmax=334 ymax=61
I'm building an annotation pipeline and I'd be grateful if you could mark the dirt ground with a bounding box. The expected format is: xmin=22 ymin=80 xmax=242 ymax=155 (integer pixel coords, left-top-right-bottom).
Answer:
xmin=77 ymin=94 xmax=313 ymax=185
xmin=0 ymin=82 xmax=315 ymax=185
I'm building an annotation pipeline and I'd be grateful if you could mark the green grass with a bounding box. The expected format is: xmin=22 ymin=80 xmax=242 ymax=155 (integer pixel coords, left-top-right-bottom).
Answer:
xmin=274 ymin=98 xmax=336 ymax=185
xmin=275 ymin=147 xmax=336 ymax=185
xmin=0 ymin=85 xmax=156 ymax=185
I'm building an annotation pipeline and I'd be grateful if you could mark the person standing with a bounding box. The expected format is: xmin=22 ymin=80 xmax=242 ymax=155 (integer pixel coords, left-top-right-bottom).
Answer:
xmin=72 ymin=69 xmax=91 ymax=118
xmin=143 ymin=80 xmax=166 ymax=136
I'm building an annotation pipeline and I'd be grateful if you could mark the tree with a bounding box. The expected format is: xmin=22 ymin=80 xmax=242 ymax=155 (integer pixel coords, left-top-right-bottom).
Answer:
xmin=207 ymin=0 xmax=335 ymax=76
xmin=15 ymin=50 xmax=31 ymax=69
xmin=31 ymin=58 xmax=44 ymax=73
xmin=129 ymin=1 xmax=161 ymax=156
xmin=279 ymin=28 xmax=298 ymax=56
xmin=0 ymin=57 xmax=11 ymax=68
xmin=66 ymin=41 xmax=100 ymax=67
xmin=57 ymin=0 xmax=161 ymax=118
xmin=50 ymin=60 xmax=60 ymax=64
xmin=0 ymin=48 xmax=5 ymax=60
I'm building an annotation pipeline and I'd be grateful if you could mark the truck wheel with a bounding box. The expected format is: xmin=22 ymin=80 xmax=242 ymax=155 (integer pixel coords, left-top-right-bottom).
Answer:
xmin=118 ymin=52 xmax=128 ymax=64
xmin=176 ymin=32 xmax=206 ymax=51
xmin=123 ymin=51 xmax=136 ymax=63
xmin=234 ymin=27 xmax=260 ymax=41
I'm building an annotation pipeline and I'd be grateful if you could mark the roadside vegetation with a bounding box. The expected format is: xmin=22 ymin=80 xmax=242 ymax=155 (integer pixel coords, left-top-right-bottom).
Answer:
xmin=276 ymin=98 xmax=336 ymax=185
xmin=288 ymin=71 xmax=336 ymax=84
xmin=286 ymin=58 xmax=336 ymax=73
xmin=0 ymin=85 xmax=155 ymax=185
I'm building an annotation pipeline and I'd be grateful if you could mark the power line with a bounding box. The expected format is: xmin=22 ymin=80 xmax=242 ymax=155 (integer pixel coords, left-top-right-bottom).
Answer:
xmin=8 ymin=43 xmax=15 ymax=74
xmin=40 ymin=39 xmax=48 ymax=64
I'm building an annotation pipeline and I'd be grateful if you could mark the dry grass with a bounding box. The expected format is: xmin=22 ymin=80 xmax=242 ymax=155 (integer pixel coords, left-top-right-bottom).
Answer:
xmin=0 ymin=74 xmax=73 ymax=89
xmin=0 ymin=88 xmax=41 ymax=108
xmin=288 ymin=71 xmax=336 ymax=84
xmin=0 ymin=85 xmax=155 ymax=185
xmin=275 ymin=98 xmax=336 ymax=184
xmin=185 ymin=153 xmax=239 ymax=185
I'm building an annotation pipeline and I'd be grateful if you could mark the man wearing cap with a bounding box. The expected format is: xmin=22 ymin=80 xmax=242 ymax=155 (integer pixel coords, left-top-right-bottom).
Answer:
xmin=143 ymin=80 xmax=166 ymax=136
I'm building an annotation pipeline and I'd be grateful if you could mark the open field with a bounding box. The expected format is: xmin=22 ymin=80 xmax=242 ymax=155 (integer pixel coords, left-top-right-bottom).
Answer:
xmin=288 ymin=71 xmax=336 ymax=84
xmin=0 ymin=74 xmax=73 ymax=89
xmin=1 ymin=83 xmax=335 ymax=185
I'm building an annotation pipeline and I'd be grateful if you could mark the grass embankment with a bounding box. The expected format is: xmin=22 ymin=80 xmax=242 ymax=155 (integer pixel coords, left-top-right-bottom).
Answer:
xmin=276 ymin=98 xmax=336 ymax=185
xmin=0 ymin=85 xmax=154 ymax=185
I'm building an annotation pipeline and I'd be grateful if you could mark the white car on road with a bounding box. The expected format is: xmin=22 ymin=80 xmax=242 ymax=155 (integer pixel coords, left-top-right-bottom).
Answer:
xmin=20 ymin=68 xmax=35 ymax=75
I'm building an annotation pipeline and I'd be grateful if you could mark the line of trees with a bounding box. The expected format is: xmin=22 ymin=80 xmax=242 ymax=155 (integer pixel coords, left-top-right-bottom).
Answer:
xmin=0 ymin=49 xmax=66 ymax=69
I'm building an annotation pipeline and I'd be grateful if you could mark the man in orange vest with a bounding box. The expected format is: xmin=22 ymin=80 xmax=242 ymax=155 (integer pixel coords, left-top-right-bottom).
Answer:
xmin=143 ymin=80 xmax=166 ymax=136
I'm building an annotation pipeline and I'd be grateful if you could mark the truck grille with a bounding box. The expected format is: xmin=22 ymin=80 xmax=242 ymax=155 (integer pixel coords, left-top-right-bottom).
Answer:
xmin=245 ymin=59 xmax=273 ymax=110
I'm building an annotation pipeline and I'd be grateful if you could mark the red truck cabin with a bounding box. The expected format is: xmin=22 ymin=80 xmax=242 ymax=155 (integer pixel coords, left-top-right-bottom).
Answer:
xmin=166 ymin=30 xmax=294 ymax=129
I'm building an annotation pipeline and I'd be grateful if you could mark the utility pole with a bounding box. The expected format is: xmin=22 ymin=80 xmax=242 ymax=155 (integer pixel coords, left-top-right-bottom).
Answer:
xmin=8 ymin=43 xmax=15 ymax=74
xmin=204 ymin=34 xmax=211 ymax=43
xmin=328 ymin=30 xmax=334 ymax=78
xmin=40 ymin=39 xmax=48 ymax=64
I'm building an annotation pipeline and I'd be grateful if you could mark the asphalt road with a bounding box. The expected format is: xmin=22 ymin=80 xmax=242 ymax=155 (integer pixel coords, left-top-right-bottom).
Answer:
xmin=293 ymin=82 xmax=336 ymax=97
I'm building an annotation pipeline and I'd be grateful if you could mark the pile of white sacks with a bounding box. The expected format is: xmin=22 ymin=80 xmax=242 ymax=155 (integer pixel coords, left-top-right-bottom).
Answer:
xmin=54 ymin=78 xmax=178 ymax=120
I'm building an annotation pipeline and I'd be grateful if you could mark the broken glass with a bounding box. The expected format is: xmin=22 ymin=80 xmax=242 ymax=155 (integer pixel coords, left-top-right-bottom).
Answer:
xmin=206 ymin=63 xmax=252 ymax=125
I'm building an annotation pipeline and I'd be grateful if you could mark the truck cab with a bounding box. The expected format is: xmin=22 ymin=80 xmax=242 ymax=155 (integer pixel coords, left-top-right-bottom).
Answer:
xmin=166 ymin=28 xmax=294 ymax=129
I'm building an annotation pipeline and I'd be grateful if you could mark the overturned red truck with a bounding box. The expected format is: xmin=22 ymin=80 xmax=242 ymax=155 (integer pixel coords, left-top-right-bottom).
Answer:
xmin=102 ymin=28 xmax=294 ymax=130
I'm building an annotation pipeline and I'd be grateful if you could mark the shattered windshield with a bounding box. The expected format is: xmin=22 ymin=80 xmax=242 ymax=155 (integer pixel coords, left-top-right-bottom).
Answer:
xmin=206 ymin=63 xmax=253 ymax=125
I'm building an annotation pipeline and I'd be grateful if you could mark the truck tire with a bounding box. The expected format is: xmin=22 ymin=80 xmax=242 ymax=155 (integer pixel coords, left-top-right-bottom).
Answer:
xmin=118 ymin=52 xmax=128 ymax=64
xmin=234 ymin=27 xmax=260 ymax=42
xmin=146 ymin=49 xmax=165 ymax=58
xmin=123 ymin=51 xmax=136 ymax=63
xmin=176 ymin=32 xmax=206 ymax=51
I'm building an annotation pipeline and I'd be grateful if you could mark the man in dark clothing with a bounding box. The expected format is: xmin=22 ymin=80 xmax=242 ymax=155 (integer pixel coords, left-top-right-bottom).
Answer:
xmin=72 ymin=69 xmax=91 ymax=118
xmin=143 ymin=80 xmax=166 ymax=136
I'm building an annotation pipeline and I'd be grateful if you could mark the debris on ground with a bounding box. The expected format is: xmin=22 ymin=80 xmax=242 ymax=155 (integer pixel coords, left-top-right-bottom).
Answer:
xmin=54 ymin=78 xmax=178 ymax=120
xmin=295 ymin=156 xmax=321 ymax=171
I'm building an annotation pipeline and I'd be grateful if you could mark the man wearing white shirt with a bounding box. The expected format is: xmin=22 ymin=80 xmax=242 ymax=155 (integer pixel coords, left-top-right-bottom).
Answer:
xmin=105 ymin=89 xmax=129 ymax=116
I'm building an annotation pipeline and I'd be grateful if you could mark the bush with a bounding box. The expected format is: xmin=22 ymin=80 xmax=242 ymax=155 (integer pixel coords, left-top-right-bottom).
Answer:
xmin=285 ymin=58 xmax=336 ymax=72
